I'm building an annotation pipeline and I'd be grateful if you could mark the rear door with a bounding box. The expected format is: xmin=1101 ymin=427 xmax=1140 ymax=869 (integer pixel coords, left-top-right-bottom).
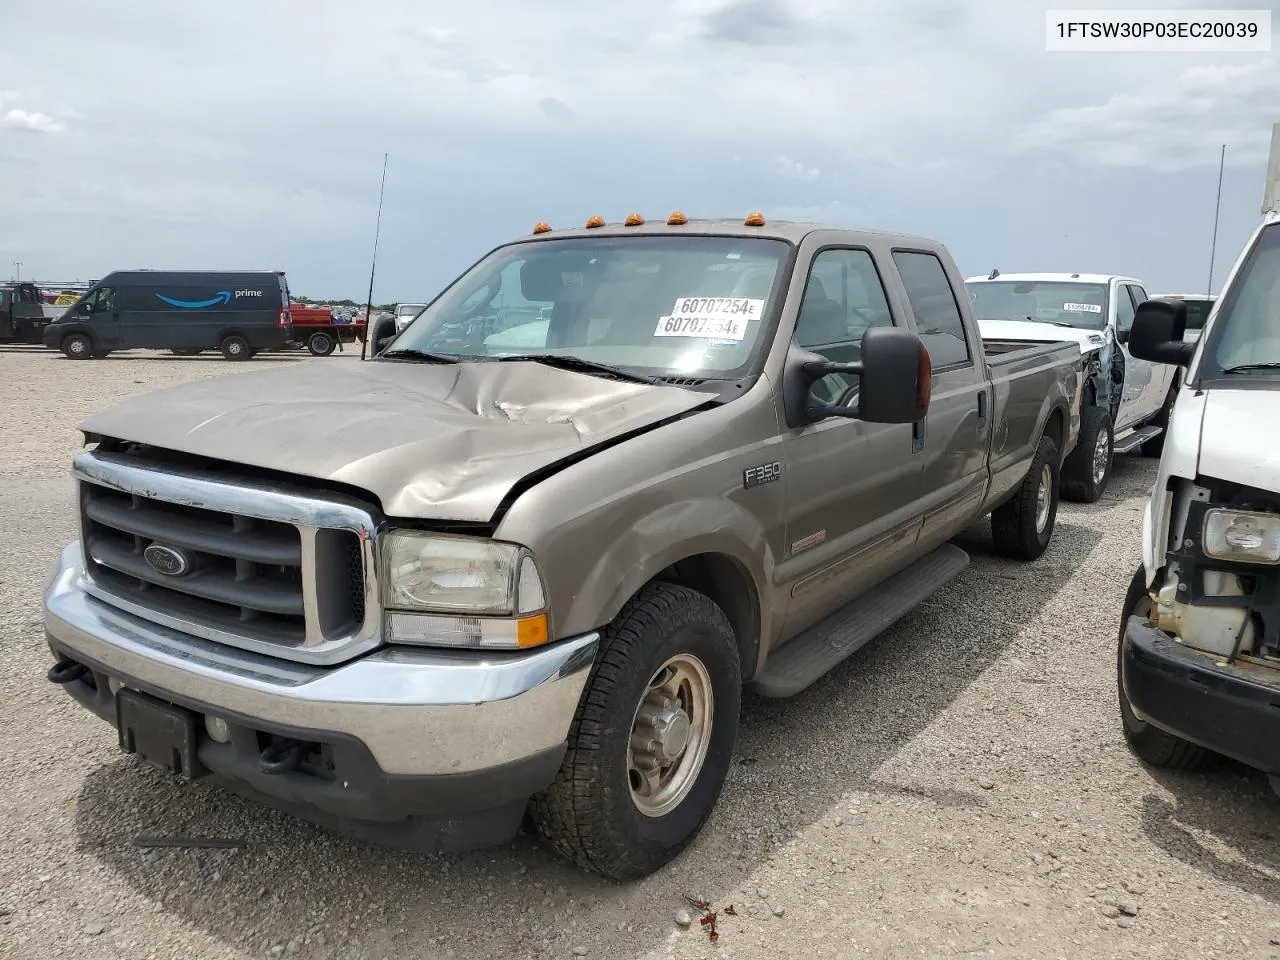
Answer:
xmin=888 ymin=248 xmax=992 ymax=547
xmin=776 ymin=242 xmax=925 ymax=637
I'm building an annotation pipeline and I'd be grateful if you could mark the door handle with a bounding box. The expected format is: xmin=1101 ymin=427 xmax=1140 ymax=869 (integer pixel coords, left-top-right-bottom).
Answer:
xmin=911 ymin=419 xmax=926 ymax=454
xmin=977 ymin=391 xmax=988 ymax=420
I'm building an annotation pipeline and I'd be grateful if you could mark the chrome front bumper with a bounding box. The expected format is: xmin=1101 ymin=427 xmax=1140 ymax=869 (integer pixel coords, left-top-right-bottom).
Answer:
xmin=43 ymin=543 xmax=597 ymax=778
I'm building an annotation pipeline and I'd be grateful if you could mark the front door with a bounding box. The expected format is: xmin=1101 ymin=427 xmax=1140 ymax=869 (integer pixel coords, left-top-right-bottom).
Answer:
xmin=777 ymin=245 xmax=924 ymax=638
xmin=84 ymin=286 xmax=121 ymax=348
xmin=1113 ymin=280 xmax=1154 ymax=430
xmin=888 ymin=249 xmax=991 ymax=546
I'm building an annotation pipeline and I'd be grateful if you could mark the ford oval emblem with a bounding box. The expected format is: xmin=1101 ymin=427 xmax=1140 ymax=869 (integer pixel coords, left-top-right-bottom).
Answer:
xmin=143 ymin=543 xmax=191 ymax=577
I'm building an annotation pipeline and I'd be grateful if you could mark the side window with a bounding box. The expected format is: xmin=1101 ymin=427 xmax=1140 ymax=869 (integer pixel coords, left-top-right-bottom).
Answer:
xmin=891 ymin=251 xmax=971 ymax=368
xmin=1128 ymin=285 xmax=1148 ymax=309
xmin=86 ymin=287 xmax=117 ymax=312
xmin=1115 ymin=284 xmax=1136 ymax=333
xmin=794 ymin=248 xmax=895 ymax=398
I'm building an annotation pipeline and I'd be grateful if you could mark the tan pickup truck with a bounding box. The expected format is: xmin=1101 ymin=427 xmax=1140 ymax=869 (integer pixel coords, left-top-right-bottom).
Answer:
xmin=44 ymin=213 xmax=1082 ymax=879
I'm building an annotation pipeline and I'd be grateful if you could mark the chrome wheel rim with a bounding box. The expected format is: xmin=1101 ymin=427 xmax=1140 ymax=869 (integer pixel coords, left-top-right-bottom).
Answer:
xmin=1035 ymin=464 xmax=1052 ymax=533
xmin=228 ymin=340 xmax=243 ymax=355
xmin=627 ymin=653 xmax=714 ymax=818
xmin=68 ymin=339 xmax=86 ymax=356
xmin=1092 ymin=426 xmax=1111 ymax=487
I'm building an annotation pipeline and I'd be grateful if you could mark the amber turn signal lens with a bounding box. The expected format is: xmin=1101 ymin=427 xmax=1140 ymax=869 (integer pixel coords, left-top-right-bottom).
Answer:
xmin=532 ymin=221 xmax=552 ymax=234
xmin=585 ymin=215 xmax=606 ymax=228
xmin=516 ymin=613 xmax=550 ymax=648
xmin=744 ymin=211 xmax=766 ymax=226
xmin=667 ymin=211 xmax=688 ymax=225
xmin=624 ymin=212 xmax=645 ymax=226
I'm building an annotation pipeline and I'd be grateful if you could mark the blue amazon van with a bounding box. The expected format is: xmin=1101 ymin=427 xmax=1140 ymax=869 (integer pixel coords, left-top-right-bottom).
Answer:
xmin=43 ymin=270 xmax=293 ymax=360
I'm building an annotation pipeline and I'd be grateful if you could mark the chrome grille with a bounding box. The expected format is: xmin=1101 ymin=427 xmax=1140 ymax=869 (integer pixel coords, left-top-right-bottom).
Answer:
xmin=73 ymin=450 xmax=382 ymax=665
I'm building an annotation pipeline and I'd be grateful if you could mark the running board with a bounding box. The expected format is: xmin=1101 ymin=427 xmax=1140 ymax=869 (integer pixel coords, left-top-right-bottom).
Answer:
xmin=1114 ymin=425 xmax=1162 ymax=455
xmin=751 ymin=544 xmax=970 ymax=699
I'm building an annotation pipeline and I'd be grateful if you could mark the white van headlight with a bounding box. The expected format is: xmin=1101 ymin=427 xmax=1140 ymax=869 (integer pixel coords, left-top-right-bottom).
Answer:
xmin=380 ymin=531 xmax=549 ymax=649
xmin=1202 ymin=509 xmax=1280 ymax=565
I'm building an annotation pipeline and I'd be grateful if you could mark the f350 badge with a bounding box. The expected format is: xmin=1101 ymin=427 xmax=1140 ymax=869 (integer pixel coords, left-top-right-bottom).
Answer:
xmin=743 ymin=461 xmax=782 ymax=489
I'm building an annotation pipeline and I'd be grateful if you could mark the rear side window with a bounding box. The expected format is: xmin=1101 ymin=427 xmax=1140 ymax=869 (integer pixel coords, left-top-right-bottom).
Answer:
xmin=891 ymin=251 xmax=971 ymax=368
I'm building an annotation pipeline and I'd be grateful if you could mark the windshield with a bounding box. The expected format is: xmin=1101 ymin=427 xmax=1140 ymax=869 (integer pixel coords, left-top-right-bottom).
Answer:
xmin=391 ymin=235 xmax=790 ymax=378
xmin=1201 ymin=223 xmax=1280 ymax=381
xmin=966 ymin=280 xmax=1109 ymax=330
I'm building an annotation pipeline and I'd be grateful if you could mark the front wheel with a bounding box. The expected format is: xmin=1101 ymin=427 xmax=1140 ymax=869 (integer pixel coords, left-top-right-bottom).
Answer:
xmin=1061 ymin=406 xmax=1113 ymax=503
xmin=61 ymin=333 xmax=93 ymax=360
xmin=991 ymin=434 xmax=1059 ymax=561
xmin=1117 ymin=566 xmax=1216 ymax=769
xmin=530 ymin=582 xmax=741 ymax=881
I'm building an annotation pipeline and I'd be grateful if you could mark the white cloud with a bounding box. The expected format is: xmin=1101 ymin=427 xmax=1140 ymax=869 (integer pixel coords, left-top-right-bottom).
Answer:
xmin=1 ymin=109 xmax=65 ymax=134
xmin=776 ymin=155 xmax=820 ymax=180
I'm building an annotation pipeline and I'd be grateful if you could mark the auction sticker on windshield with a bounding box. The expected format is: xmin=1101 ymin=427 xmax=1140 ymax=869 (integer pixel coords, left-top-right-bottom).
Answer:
xmin=654 ymin=297 xmax=764 ymax=340
xmin=1063 ymin=302 xmax=1102 ymax=313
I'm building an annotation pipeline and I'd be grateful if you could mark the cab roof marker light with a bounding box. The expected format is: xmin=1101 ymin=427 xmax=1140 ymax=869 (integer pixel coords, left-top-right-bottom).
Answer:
xmin=667 ymin=211 xmax=689 ymax=225
xmin=532 ymin=221 xmax=552 ymax=234
xmin=624 ymin=213 xmax=645 ymax=226
xmin=744 ymin=211 xmax=766 ymax=226
xmin=585 ymin=215 xmax=606 ymax=228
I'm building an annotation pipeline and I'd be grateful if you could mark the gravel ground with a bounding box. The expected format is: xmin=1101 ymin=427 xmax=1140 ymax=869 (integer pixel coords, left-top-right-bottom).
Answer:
xmin=2 ymin=344 xmax=1279 ymax=960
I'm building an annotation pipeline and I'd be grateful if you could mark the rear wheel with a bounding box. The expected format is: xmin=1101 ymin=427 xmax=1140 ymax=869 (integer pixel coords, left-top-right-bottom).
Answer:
xmin=220 ymin=335 xmax=251 ymax=361
xmin=530 ymin=582 xmax=741 ymax=881
xmin=307 ymin=332 xmax=335 ymax=356
xmin=991 ymin=434 xmax=1059 ymax=561
xmin=1141 ymin=379 xmax=1179 ymax=458
xmin=1117 ymin=566 xmax=1216 ymax=769
xmin=1061 ymin=406 xmax=1113 ymax=503
xmin=61 ymin=333 xmax=92 ymax=360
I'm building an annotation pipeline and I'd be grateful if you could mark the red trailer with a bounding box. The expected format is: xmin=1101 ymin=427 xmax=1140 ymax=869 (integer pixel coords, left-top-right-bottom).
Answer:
xmin=288 ymin=305 xmax=366 ymax=356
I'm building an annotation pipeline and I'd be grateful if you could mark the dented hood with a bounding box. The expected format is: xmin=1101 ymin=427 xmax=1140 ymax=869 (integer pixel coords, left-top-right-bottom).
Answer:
xmin=1198 ymin=386 xmax=1280 ymax=492
xmin=79 ymin=360 xmax=714 ymax=522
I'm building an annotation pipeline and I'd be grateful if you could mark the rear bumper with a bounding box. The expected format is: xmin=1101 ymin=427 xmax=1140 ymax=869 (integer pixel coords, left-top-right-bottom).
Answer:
xmin=1122 ymin=616 xmax=1280 ymax=775
xmin=43 ymin=543 xmax=597 ymax=848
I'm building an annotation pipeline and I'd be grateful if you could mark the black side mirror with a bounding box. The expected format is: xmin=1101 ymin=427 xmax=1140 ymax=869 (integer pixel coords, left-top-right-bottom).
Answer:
xmin=783 ymin=326 xmax=932 ymax=429
xmin=370 ymin=315 xmax=398 ymax=354
xmin=1130 ymin=299 xmax=1196 ymax=366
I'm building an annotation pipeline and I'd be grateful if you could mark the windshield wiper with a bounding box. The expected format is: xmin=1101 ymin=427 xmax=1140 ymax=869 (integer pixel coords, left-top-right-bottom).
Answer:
xmin=1221 ymin=362 xmax=1280 ymax=374
xmin=379 ymin=348 xmax=460 ymax=363
xmin=494 ymin=354 xmax=661 ymax=385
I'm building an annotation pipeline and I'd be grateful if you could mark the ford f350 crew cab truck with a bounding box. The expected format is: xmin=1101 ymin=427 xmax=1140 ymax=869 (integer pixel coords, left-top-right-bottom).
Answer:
xmin=43 ymin=212 xmax=1082 ymax=880
xmin=1116 ymin=205 xmax=1280 ymax=792
xmin=966 ymin=272 xmax=1180 ymax=504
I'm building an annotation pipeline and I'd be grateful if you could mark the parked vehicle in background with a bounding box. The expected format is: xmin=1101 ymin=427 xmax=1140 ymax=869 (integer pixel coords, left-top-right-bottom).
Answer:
xmin=965 ymin=272 xmax=1180 ymax=503
xmin=1116 ymin=207 xmax=1280 ymax=792
xmin=44 ymin=213 xmax=1081 ymax=881
xmin=42 ymin=271 xmax=293 ymax=360
xmin=392 ymin=301 xmax=427 ymax=334
xmin=287 ymin=304 xmax=367 ymax=356
xmin=1153 ymin=293 xmax=1216 ymax=343
xmin=1 ymin=282 xmax=54 ymax=344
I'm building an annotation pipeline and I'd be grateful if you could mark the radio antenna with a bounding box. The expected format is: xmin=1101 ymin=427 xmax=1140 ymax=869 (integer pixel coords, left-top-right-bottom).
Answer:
xmin=361 ymin=152 xmax=390 ymax=361
xmin=1206 ymin=144 xmax=1225 ymax=299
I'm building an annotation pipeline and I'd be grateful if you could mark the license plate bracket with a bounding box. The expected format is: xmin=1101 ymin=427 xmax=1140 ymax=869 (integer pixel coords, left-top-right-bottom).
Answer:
xmin=116 ymin=689 xmax=204 ymax=780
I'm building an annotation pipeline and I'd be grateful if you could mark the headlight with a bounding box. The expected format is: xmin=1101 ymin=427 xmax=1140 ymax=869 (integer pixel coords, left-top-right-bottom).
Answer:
xmin=1202 ymin=508 xmax=1280 ymax=565
xmin=381 ymin=531 xmax=549 ymax=649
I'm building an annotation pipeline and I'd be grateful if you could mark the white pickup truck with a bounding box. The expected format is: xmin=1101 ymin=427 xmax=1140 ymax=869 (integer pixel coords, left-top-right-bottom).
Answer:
xmin=1115 ymin=207 xmax=1280 ymax=789
xmin=965 ymin=272 xmax=1180 ymax=503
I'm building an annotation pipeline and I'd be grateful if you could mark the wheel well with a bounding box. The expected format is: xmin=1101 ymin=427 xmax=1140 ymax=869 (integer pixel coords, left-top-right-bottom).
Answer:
xmin=654 ymin=553 xmax=760 ymax=680
xmin=218 ymin=329 xmax=249 ymax=344
xmin=1043 ymin=405 xmax=1066 ymax=455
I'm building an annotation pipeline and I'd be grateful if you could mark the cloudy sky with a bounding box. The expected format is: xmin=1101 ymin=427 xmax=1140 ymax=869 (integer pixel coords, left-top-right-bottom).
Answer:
xmin=3 ymin=0 xmax=1279 ymax=300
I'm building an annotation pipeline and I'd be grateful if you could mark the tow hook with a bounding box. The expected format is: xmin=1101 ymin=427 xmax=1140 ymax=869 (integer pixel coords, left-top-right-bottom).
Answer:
xmin=47 ymin=658 xmax=88 ymax=684
xmin=258 ymin=739 xmax=306 ymax=775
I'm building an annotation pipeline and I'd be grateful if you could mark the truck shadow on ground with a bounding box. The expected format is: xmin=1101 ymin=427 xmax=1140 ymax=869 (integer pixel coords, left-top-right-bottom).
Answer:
xmin=1138 ymin=763 xmax=1280 ymax=904
xmin=73 ymin=519 xmax=1104 ymax=959
xmin=0 ymin=345 xmax=311 ymax=362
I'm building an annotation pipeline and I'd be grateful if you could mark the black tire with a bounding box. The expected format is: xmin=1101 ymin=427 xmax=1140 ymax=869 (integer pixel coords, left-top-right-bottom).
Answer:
xmin=170 ymin=348 xmax=202 ymax=356
xmin=1141 ymin=381 xmax=1178 ymax=458
xmin=1117 ymin=566 xmax=1216 ymax=770
xmin=991 ymin=434 xmax=1059 ymax=561
xmin=220 ymin=335 xmax=251 ymax=361
xmin=61 ymin=333 xmax=93 ymax=360
xmin=1061 ymin=407 xmax=1113 ymax=503
xmin=307 ymin=332 xmax=335 ymax=356
xmin=529 ymin=582 xmax=741 ymax=881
